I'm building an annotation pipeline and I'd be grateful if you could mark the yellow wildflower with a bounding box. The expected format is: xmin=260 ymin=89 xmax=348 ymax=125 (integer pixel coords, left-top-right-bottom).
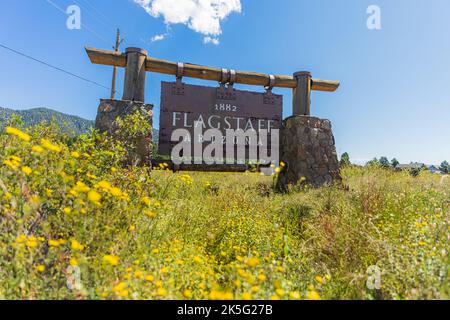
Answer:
xmin=87 ymin=190 xmax=102 ymax=204
xmin=246 ymin=257 xmax=260 ymax=268
xmin=242 ymin=292 xmax=252 ymax=300
xmin=223 ymin=292 xmax=234 ymax=300
xmin=145 ymin=210 xmax=157 ymax=218
xmin=145 ymin=275 xmax=155 ymax=282
xmin=26 ymin=238 xmax=39 ymax=248
xmin=157 ymin=288 xmax=167 ymax=297
xmin=71 ymin=240 xmax=84 ymax=251
xmin=141 ymin=197 xmax=152 ymax=206
xmin=71 ymin=151 xmax=81 ymax=158
xmin=72 ymin=181 xmax=90 ymax=194
xmin=112 ymin=282 xmax=126 ymax=293
xmin=41 ymin=139 xmax=62 ymax=153
xmin=32 ymin=145 xmax=44 ymax=153
xmin=209 ymin=290 xmax=224 ymax=300
xmin=183 ymin=289 xmax=192 ymax=299
xmin=160 ymin=267 xmax=169 ymax=274
xmin=179 ymin=174 xmax=193 ymax=185
xmin=21 ymin=166 xmax=33 ymax=175
xmin=119 ymin=290 xmax=129 ymax=298
xmin=70 ymin=258 xmax=78 ymax=266
xmin=86 ymin=173 xmax=97 ymax=180
xmin=35 ymin=265 xmax=46 ymax=272
xmin=290 ymin=291 xmax=301 ymax=300
xmin=48 ymin=239 xmax=62 ymax=248
xmin=276 ymin=289 xmax=285 ymax=297
xmin=110 ymin=187 xmax=122 ymax=197
xmin=237 ymin=269 xmax=248 ymax=278
xmin=6 ymin=127 xmax=30 ymax=142
xmin=315 ymin=275 xmax=324 ymax=285
xmin=193 ymin=256 xmax=202 ymax=264
xmin=306 ymin=290 xmax=321 ymax=300
xmin=15 ymin=235 xmax=27 ymax=244
xmin=3 ymin=159 xmax=20 ymax=170
xmin=63 ymin=207 xmax=72 ymax=214
xmin=103 ymin=255 xmax=119 ymax=266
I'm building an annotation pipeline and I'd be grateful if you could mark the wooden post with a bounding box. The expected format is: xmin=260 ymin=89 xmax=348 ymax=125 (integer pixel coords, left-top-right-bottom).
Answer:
xmin=110 ymin=29 xmax=122 ymax=100
xmin=123 ymin=47 xmax=148 ymax=102
xmin=292 ymin=71 xmax=312 ymax=116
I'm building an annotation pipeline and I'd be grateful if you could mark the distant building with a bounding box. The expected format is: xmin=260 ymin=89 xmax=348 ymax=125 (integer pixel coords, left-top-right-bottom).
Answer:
xmin=396 ymin=163 xmax=444 ymax=175
xmin=428 ymin=165 xmax=443 ymax=174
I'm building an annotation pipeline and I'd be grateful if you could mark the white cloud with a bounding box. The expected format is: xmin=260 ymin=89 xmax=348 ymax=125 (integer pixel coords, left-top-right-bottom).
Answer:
xmin=151 ymin=34 xmax=166 ymax=42
xmin=134 ymin=0 xmax=241 ymax=43
xmin=203 ymin=36 xmax=220 ymax=45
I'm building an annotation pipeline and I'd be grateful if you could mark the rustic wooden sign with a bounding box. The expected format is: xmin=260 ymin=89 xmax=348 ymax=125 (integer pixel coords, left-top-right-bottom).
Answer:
xmin=158 ymin=81 xmax=282 ymax=162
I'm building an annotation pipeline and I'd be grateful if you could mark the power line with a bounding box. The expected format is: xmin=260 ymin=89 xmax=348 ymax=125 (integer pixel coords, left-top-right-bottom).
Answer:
xmin=71 ymin=0 xmax=117 ymax=32
xmin=80 ymin=0 xmax=117 ymax=28
xmin=44 ymin=0 xmax=111 ymax=45
xmin=0 ymin=43 xmax=111 ymax=91
xmin=79 ymin=0 xmax=135 ymax=47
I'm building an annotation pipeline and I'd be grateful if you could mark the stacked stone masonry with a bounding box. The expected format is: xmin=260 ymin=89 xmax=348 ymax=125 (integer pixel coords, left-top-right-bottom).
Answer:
xmin=95 ymin=99 xmax=153 ymax=166
xmin=277 ymin=116 xmax=341 ymax=188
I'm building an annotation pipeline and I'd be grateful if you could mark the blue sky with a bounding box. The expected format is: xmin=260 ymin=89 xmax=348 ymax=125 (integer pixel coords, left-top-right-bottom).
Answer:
xmin=1 ymin=0 xmax=449 ymax=165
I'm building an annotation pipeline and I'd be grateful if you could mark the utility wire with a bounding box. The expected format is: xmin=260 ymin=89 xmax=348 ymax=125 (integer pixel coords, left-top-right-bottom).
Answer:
xmin=79 ymin=0 xmax=137 ymax=47
xmin=81 ymin=0 xmax=117 ymax=28
xmin=71 ymin=0 xmax=116 ymax=32
xmin=0 ymin=43 xmax=111 ymax=91
xmin=45 ymin=0 xmax=111 ymax=45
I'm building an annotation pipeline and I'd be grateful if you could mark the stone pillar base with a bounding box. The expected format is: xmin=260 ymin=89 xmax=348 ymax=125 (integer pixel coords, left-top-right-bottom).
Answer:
xmin=277 ymin=116 xmax=341 ymax=189
xmin=95 ymin=99 xmax=153 ymax=166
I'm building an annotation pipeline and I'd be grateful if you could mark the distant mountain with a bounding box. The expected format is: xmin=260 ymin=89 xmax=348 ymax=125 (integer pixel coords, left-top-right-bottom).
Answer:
xmin=0 ymin=107 xmax=94 ymax=135
xmin=0 ymin=107 xmax=159 ymax=141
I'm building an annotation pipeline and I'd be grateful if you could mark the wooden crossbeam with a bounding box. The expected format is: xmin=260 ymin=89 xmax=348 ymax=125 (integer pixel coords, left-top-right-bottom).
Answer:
xmin=85 ymin=47 xmax=340 ymax=92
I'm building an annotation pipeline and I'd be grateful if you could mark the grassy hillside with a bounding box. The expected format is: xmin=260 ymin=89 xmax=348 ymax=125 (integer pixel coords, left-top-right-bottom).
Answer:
xmin=0 ymin=107 xmax=159 ymax=142
xmin=0 ymin=122 xmax=449 ymax=300
xmin=0 ymin=107 xmax=94 ymax=136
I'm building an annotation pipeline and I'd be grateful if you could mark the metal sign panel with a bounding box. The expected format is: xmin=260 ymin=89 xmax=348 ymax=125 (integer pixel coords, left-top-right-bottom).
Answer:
xmin=158 ymin=81 xmax=282 ymax=162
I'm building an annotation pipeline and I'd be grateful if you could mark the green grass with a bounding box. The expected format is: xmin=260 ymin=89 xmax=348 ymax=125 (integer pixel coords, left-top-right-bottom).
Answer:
xmin=0 ymin=122 xmax=449 ymax=300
